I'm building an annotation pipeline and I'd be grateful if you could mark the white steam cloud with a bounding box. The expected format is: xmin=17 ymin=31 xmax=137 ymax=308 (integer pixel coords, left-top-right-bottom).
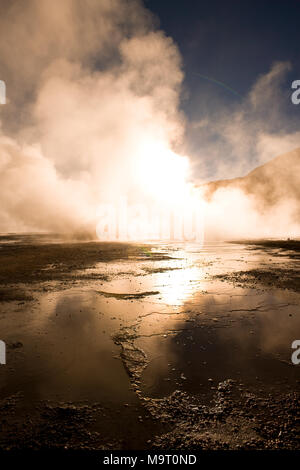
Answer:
xmin=0 ymin=0 xmax=184 ymax=234
xmin=0 ymin=1 xmax=299 ymax=240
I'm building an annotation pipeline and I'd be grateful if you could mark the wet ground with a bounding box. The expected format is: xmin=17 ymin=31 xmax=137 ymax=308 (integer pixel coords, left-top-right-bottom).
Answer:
xmin=0 ymin=235 xmax=299 ymax=450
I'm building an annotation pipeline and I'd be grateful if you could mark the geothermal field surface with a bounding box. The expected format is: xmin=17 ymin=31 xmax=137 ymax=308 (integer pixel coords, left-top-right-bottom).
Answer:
xmin=0 ymin=235 xmax=299 ymax=450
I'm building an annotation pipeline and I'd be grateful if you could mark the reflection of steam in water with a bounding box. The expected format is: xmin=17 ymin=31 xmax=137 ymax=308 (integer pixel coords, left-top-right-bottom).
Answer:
xmin=141 ymin=282 xmax=300 ymax=397
xmin=8 ymin=290 xmax=136 ymax=403
xmin=1 ymin=242 xmax=299 ymax=407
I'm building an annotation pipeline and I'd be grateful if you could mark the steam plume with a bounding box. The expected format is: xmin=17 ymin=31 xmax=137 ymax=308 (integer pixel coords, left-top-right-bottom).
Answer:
xmin=0 ymin=0 xmax=184 ymax=233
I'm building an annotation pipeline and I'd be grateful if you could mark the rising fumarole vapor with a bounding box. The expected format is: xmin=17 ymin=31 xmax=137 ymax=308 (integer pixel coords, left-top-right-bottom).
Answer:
xmin=0 ymin=0 xmax=299 ymax=239
xmin=0 ymin=0 xmax=185 ymax=234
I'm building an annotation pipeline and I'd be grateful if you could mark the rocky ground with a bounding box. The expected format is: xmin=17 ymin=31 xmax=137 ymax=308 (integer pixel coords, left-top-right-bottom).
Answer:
xmin=216 ymin=240 xmax=300 ymax=292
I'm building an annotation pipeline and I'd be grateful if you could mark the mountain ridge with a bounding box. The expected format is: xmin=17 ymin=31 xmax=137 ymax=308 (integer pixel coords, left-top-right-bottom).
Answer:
xmin=201 ymin=147 xmax=300 ymax=209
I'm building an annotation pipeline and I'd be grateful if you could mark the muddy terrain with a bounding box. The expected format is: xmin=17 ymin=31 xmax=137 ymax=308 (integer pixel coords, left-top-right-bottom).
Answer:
xmin=0 ymin=235 xmax=299 ymax=450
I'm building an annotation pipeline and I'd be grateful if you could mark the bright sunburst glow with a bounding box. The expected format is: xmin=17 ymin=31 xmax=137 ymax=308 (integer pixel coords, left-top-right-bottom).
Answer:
xmin=137 ymin=142 xmax=190 ymax=205
xmin=96 ymin=141 xmax=205 ymax=242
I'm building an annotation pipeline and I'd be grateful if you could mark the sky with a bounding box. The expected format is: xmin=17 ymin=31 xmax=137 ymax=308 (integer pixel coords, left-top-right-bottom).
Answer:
xmin=0 ymin=0 xmax=299 ymax=235
xmin=145 ymin=0 xmax=300 ymax=181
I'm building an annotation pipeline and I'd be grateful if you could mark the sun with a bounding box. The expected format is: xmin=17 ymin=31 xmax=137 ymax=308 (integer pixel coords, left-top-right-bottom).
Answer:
xmin=136 ymin=142 xmax=190 ymax=206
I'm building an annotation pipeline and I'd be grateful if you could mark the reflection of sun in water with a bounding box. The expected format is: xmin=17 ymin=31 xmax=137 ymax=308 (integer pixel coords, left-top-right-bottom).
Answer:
xmin=154 ymin=262 xmax=205 ymax=306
